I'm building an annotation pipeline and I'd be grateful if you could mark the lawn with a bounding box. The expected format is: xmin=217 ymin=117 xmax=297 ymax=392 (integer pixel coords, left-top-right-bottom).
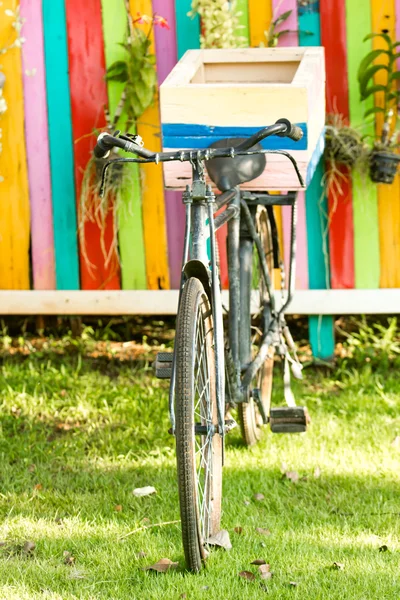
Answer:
xmin=0 ymin=319 xmax=399 ymax=599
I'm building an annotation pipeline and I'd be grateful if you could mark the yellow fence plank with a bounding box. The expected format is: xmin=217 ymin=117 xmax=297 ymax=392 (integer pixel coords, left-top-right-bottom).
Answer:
xmin=129 ymin=0 xmax=170 ymax=290
xmin=0 ymin=1 xmax=30 ymax=289
xmin=248 ymin=0 xmax=272 ymax=47
xmin=370 ymin=0 xmax=400 ymax=288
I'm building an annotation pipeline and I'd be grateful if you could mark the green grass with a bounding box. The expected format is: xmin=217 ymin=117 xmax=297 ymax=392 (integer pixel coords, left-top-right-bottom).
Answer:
xmin=0 ymin=332 xmax=400 ymax=599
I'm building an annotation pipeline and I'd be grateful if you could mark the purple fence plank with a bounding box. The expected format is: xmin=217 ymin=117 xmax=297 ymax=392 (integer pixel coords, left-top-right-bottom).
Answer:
xmin=21 ymin=0 xmax=55 ymax=289
xmin=153 ymin=0 xmax=184 ymax=289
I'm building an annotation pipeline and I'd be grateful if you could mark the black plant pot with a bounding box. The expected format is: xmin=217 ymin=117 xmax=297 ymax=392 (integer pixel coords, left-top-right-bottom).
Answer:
xmin=369 ymin=151 xmax=400 ymax=184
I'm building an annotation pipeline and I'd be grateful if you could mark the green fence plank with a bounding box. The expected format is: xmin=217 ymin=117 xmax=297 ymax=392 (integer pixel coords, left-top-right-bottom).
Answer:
xmin=175 ymin=0 xmax=200 ymax=58
xmin=101 ymin=0 xmax=147 ymax=289
xmin=42 ymin=0 xmax=80 ymax=290
xmin=299 ymin=1 xmax=335 ymax=359
xmin=345 ymin=0 xmax=380 ymax=289
xmin=236 ymin=0 xmax=250 ymax=45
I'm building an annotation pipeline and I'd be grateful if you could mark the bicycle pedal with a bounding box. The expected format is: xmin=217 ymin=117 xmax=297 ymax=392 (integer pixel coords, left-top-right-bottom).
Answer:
xmin=269 ymin=406 xmax=310 ymax=433
xmin=154 ymin=352 xmax=173 ymax=379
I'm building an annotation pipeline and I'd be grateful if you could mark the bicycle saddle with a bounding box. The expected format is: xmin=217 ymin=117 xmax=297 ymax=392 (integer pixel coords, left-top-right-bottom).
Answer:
xmin=205 ymin=138 xmax=266 ymax=192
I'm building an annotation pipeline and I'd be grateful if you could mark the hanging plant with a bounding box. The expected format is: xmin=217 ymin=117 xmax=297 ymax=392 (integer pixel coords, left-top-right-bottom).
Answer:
xmin=79 ymin=6 xmax=169 ymax=269
xmin=357 ymin=32 xmax=400 ymax=184
xmin=189 ymin=0 xmax=245 ymax=49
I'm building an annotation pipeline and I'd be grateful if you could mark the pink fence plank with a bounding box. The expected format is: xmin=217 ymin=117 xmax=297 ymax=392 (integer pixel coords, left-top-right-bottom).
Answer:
xmin=272 ymin=0 xmax=308 ymax=289
xmin=272 ymin=0 xmax=299 ymax=47
xmin=153 ymin=0 xmax=185 ymax=289
xmin=20 ymin=0 xmax=55 ymax=289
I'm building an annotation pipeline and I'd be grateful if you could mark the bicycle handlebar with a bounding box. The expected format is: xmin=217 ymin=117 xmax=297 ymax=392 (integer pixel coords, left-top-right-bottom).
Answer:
xmin=93 ymin=119 xmax=304 ymax=162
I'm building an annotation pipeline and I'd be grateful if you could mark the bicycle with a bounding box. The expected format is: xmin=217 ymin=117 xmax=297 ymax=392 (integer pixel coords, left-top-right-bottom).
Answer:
xmin=94 ymin=119 xmax=310 ymax=572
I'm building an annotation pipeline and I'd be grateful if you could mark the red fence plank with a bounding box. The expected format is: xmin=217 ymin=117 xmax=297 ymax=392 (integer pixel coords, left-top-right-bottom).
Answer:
xmin=66 ymin=0 xmax=120 ymax=290
xmin=321 ymin=0 xmax=355 ymax=289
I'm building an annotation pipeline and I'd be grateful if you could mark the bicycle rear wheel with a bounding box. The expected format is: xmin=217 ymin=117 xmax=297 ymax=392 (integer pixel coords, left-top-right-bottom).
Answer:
xmin=239 ymin=207 xmax=275 ymax=446
xmin=175 ymin=277 xmax=222 ymax=571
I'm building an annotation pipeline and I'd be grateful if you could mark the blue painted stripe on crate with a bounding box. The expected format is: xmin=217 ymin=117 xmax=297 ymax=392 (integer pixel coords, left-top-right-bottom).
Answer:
xmin=162 ymin=123 xmax=308 ymax=151
xmin=42 ymin=0 xmax=80 ymax=290
xmin=306 ymin=128 xmax=325 ymax=186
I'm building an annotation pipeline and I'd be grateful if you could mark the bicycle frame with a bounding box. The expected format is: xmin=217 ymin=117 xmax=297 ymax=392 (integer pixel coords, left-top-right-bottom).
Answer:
xmin=168 ymin=157 xmax=298 ymax=439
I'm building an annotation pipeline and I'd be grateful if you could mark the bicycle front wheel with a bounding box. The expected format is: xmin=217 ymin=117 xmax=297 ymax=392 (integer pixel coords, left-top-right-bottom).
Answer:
xmin=175 ymin=277 xmax=222 ymax=572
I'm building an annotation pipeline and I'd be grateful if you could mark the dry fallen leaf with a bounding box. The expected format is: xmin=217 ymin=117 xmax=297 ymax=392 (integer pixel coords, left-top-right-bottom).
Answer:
xmin=145 ymin=558 xmax=179 ymax=573
xmin=234 ymin=527 xmax=243 ymax=535
xmin=251 ymin=559 xmax=267 ymax=565
xmin=28 ymin=464 xmax=36 ymax=473
xmin=391 ymin=436 xmax=400 ymax=448
xmin=254 ymin=493 xmax=265 ymax=501
xmin=23 ymin=541 xmax=35 ymax=554
xmin=243 ymin=500 xmax=250 ymax=506
xmin=180 ymin=594 xmax=187 ymax=599
xmin=136 ymin=551 xmax=147 ymax=558
xmin=258 ymin=564 xmax=272 ymax=580
xmin=133 ymin=486 xmax=157 ymax=497
xmin=379 ymin=545 xmax=388 ymax=552
xmin=63 ymin=551 xmax=75 ymax=565
xmin=239 ymin=570 xmax=255 ymax=581
xmin=206 ymin=529 xmax=232 ymax=550
xmin=33 ymin=483 xmax=43 ymax=491
xmin=284 ymin=471 xmax=299 ymax=483
xmin=289 ymin=581 xmax=298 ymax=587
xmin=256 ymin=528 xmax=271 ymax=536
xmin=114 ymin=505 xmax=122 ymax=512
xmin=332 ymin=562 xmax=344 ymax=570
xmin=314 ymin=466 xmax=321 ymax=478
xmin=69 ymin=569 xmax=86 ymax=580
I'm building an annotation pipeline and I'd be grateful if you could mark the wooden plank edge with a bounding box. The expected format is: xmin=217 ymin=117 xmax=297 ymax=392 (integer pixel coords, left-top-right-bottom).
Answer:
xmin=1 ymin=289 xmax=400 ymax=315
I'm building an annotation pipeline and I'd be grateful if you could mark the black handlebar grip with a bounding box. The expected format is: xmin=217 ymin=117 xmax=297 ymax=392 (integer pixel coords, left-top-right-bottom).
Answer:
xmin=93 ymin=133 xmax=113 ymax=159
xmin=288 ymin=124 xmax=303 ymax=142
xmin=275 ymin=118 xmax=303 ymax=142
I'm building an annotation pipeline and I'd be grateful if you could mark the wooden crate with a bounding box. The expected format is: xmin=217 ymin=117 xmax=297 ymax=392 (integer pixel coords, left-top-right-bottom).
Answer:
xmin=160 ymin=47 xmax=325 ymax=191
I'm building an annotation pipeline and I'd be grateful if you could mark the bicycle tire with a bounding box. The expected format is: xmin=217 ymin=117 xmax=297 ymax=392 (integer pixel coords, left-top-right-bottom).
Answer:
xmin=239 ymin=207 xmax=275 ymax=446
xmin=175 ymin=277 xmax=222 ymax=571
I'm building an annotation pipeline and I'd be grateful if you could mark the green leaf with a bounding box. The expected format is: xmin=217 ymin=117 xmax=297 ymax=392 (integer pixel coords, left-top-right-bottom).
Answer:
xmin=357 ymin=49 xmax=390 ymax=80
xmin=360 ymin=84 xmax=387 ymax=99
xmin=359 ymin=65 xmax=390 ymax=97
xmin=363 ymin=106 xmax=386 ymax=119
xmin=273 ymin=10 xmax=292 ymax=27
xmin=363 ymin=32 xmax=392 ymax=48
xmin=389 ymin=72 xmax=400 ymax=81
xmin=141 ymin=64 xmax=156 ymax=89
xmin=105 ymin=60 xmax=128 ymax=83
xmin=388 ymin=91 xmax=400 ymax=101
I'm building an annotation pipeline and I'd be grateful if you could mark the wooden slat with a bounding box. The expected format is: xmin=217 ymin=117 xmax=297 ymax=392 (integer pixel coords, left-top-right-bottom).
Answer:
xmin=298 ymin=5 xmax=335 ymax=359
xmin=248 ymin=0 xmax=272 ymax=47
xmin=2 ymin=289 xmax=400 ymax=315
xmin=0 ymin=0 xmax=30 ymax=290
xmin=129 ymin=0 xmax=169 ymax=290
xmin=101 ymin=0 xmax=147 ymax=289
xmin=42 ymin=0 xmax=80 ymax=290
xmin=272 ymin=0 xmax=308 ymax=290
xmin=153 ymin=0 xmax=185 ymax=289
xmin=20 ymin=0 xmax=55 ymax=290
xmin=370 ymin=0 xmax=400 ymax=288
xmin=236 ymin=0 xmax=250 ymax=46
xmin=66 ymin=0 xmax=120 ymax=291
xmin=345 ymin=0 xmax=380 ymax=289
xmin=320 ymin=0 xmax=355 ymax=289
xmin=175 ymin=0 xmax=200 ymax=59
xmin=271 ymin=0 xmax=298 ymax=46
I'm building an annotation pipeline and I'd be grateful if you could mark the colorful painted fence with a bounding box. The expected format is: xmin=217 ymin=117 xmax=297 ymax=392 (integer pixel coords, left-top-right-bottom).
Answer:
xmin=0 ymin=0 xmax=399 ymax=358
